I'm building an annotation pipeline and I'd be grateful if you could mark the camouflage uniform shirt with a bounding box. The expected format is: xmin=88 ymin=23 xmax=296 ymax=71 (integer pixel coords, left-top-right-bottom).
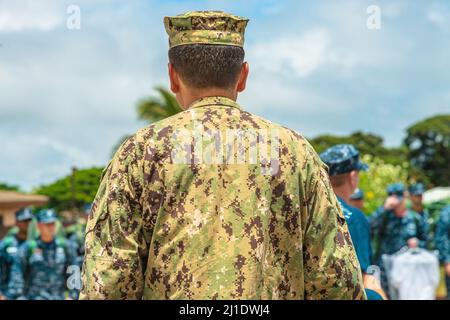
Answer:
xmin=81 ymin=96 xmax=365 ymax=300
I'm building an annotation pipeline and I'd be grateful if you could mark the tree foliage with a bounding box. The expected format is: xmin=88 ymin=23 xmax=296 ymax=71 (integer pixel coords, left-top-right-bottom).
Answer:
xmin=34 ymin=167 xmax=103 ymax=211
xmin=310 ymin=131 xmax=407 ymax=166
xmin=404 ymin=114 xmax=450 ymax=187
xmin=358 ymin=154 xmax=410 ymax=215
xmin=136 ymin=86 xmax=183 ymax=123
xmin=0 ymin=182 xmax=20 ymax=192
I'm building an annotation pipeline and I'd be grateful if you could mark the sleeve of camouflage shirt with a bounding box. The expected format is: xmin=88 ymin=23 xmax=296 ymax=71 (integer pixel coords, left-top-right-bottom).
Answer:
xmin=0 ymin=241 xmax=4 ymax=297
xmin=435 ymin=209 xmax=450 ymax=264
xmin=300 ymin=143 xmax=366 ymax=300
xmin=6 ymin=243 xmax=27 ymax=299
xmin=80 ymin=135 xmax=149 ymax=299
xmin=414 ymin=211 xmax=428 ymax=249
xmin=369 ymin=206 xmax=386 ymax=239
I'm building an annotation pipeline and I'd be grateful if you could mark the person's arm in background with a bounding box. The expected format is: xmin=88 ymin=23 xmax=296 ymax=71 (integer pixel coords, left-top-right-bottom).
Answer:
xmin=435 ymin=209 xmax=450 ymax=275
xmin=369 ymin=206 xmax=386 ymax=239
xmin=414 ymin=211 xmax=428 ymax=249
xmin=300 ymin=144 xmax=366 ymax=300
xmin=5 ymin=243 xmax=28 ymax=300
xmin=0 ymin=242 xmax=5 ymax=299
xmin=80 ymin=136 xmax=148 ymax=300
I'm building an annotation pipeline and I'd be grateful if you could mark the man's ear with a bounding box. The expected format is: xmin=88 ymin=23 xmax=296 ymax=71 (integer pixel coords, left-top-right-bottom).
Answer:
xmin=236 ymin=62 xmax=249 ymax=93
xmin=349 ymin=170 xmax=359 ymax=189
xmin=168 ymin=63 xmax=180 ymax=94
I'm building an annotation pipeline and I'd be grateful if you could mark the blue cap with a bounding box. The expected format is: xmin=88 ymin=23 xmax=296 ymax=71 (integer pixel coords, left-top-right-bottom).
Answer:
xmin=15 ymin=208 xmax=34 ymax=222
xmin=350 ymin=188 xmax=364 ymax=200
xmin=409 ymin=183 xmax=425 ymax=196
xmin=319 ymin=144 xmax=369 ymax=176
xmin=36 ymin=209 xmax=58 ymax=224
xmin=386 ymin=183 xmax=405 ymax=198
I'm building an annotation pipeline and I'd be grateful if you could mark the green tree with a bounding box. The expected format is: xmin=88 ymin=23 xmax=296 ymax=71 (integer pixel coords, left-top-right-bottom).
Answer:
xmin=404 ymin=114 xmax=450 ymax=187
xmin=111 ymin=87 xmax=182 ymax=155
xmin=310 ymin=131 xmax=407 ymax=166
xmin=34 ymin=167 xmax=103 ymax=211
xmin=0 ymin=182 xmax=20 ymax=191
xmin=358 ymin=154 xmax=410 ymax=215
xmin=137 ymin=86 xmax=182 ymax=123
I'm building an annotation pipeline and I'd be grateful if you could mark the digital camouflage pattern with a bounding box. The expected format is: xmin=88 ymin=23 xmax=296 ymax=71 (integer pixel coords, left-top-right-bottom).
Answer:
xmin=435 ymin=206 xmax=450 ymax=264
xmin=81 ymin=96 xmax=365 ymax=300
xmin=370 ymin=207 xmax=428 ymax=264
xmin=319 ymin=144 xmax=368 ymax=176
xmin=0 ymin=234 xmax=27 ymax=299
xmin=164 ymin=11 xmax=249 ymax=48
xmin=13 ymin=237 xmax=78 ymax=300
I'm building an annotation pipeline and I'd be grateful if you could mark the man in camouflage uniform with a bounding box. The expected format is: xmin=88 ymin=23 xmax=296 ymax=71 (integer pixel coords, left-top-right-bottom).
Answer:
xmin=66 ymin=203 xmax=90 ymax=267
xmin=14 ymin=209 xmax=78 ymax=300
xmin=349 ymin=188 xmax=365 ymax=212
xmin=320 ymin=145 xmax=385 ymax=300
xmin=0 ymin=208 xmax=33 ymax=300
xmin=81 ymin=11 xmax=365 ymax=300
xmin=408 ymin=183 xmax=430 ymax=240
xmin=435 ymin=205 xmax=450 ymax=299
xmin=370 ymin=183 xmax=428 ymax=293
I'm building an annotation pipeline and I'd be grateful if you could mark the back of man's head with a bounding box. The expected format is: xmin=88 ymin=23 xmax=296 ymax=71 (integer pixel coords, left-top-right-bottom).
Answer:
xmin=169 ymin=44 xmax=245 ymax=90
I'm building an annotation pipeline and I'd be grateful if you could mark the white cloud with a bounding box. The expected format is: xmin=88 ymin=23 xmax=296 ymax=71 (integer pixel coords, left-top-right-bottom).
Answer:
xmin=250 ymin=29 xmax=330 ymax=78
xmin=0 ymin=0 xmax=64 ymax=31
xmin=427 ymin=7 xmax=449 ymax=30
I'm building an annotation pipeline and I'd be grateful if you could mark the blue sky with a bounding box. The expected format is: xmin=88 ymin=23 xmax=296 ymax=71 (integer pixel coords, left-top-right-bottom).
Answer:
xmin=0 ymin=0 xmax=449 ymax=191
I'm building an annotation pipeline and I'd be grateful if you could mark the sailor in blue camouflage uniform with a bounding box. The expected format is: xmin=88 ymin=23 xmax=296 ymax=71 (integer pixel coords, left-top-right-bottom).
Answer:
xmin=370 ymin=183 xmax=428 ymax=294
xmin=65 ymin=204 xmax=89 ymax=299
xmin=66 ymin=203 xmax=89 ymax=268
xmin=320 ymin=144 xmax=385 ymax=300
xmin=408 ymin=183 xmax=430 ymax=239
xmin=14 ymin=209 xmax=78 ymax=300
xmin=435 ymin=205 xmax=450 ymax=299
xmin=0 ymin=208 xmax=33 ymax=300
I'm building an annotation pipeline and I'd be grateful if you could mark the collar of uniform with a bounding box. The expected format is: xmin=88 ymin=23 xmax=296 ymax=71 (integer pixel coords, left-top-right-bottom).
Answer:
xmin=188 ymin=96 xmax=241 ymax=110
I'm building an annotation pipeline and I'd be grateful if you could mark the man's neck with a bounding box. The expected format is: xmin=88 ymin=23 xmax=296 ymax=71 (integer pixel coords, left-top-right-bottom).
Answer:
xmin=334 ymin=187 xmax=351 ymax=204
xmin=182 ymin=88 xmax=237 ymax=109
xmin=40 ymin=236 xmax=54 ymax=244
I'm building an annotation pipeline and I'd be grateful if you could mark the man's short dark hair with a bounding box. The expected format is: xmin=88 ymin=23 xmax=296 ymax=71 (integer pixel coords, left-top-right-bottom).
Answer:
xmin=168 ymin=44 xmax=245 ymax=90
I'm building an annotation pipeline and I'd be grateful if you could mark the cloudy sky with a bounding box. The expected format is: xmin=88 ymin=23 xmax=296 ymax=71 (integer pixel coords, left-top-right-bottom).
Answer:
xmin=1 ymin=0 xmax=449 ymax=191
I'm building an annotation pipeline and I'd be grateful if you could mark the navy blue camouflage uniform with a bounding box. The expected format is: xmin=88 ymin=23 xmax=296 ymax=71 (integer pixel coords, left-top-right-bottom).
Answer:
xmin=435 ymin=205 xmax=450 ymax=299
xmin=370 ymin=183 xmax=428 ymax=294
xmin=0 ymin=208 xmax=33 ymax=299
xmin=12 ymin=209 xmax=79 ymax=300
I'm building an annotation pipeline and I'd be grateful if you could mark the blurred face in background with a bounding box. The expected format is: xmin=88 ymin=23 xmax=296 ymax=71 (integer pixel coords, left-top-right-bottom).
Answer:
xmin=16 ymin=219 xmax=31 ymax=234
xmin=37 ymin=222 xmax=56 ymax=241
xmin=410 ymin=194 xmax=423 ymax=212
xmin=393 ymin=194 xmax=407 ymax=217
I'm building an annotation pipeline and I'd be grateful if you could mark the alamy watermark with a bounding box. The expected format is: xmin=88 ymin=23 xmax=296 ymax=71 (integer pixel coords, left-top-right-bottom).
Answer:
xmin=66 ymin=4 xmax=81 ymax=30
xmin=169 ymin=124 xmax=281 ymax=176
xmin=366 ymin=5 xmax=381 ymax=30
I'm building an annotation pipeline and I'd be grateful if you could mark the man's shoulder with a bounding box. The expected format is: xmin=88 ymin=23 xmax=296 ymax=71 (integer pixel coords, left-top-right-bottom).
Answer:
xmin=127 ymin=108 xmax=318 ymax=160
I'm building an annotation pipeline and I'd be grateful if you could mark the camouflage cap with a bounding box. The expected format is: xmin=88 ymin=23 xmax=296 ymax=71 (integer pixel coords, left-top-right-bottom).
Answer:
xmin=409 ymin=182 xmax=425 ymax=196
xmin=36 ymin=208 xmax=58 ymax=224
xmin=164 ymin=11 xmax=249 ymax=48
xmin=350 ymin=188 xmax=364 ymax=200
xmin=15 ymin=207 xmax=34 ymax=222
xmin=319 ymin=144 xmax=369 ymax=176
xmin=386 ymin=183 xmax=405 ymax=197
